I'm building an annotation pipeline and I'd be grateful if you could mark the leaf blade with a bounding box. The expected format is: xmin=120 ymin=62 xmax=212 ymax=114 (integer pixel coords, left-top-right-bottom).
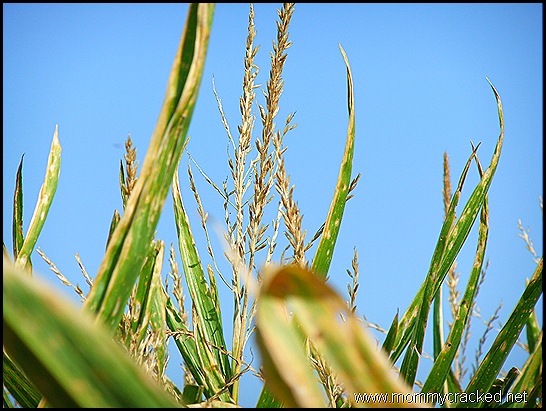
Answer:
xmin=311 ymin=44 xmax=356 ymax=279
xmin=171 ymin=169 xmax=232 ymax=401
xmin=15 ymin=126 xmax=61 ymax=272
xmin=12 ymin=155 xmax=25 ymax=261
xmin=84 ymin=4 xmax=215 ymax=332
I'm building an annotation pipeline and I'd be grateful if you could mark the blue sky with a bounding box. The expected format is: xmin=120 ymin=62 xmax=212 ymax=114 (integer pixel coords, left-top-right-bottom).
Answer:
xmin=3 ymin=3 xmax=543 ymax=407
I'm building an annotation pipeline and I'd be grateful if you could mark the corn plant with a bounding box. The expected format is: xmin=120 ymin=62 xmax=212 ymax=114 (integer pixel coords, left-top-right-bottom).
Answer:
xmin=3 ymin=3 xmax=542 ymax=408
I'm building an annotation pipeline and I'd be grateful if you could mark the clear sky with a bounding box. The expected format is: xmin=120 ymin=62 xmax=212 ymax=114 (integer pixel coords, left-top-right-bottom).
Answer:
xmin=3 ymin=3 xmax=543 ymax=407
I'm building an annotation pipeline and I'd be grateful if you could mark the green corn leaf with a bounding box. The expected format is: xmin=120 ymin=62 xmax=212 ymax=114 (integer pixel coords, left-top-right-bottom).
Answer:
xmin=509 ymin=333 xmax=542 ymax=408
xmin=256 ymin=264 xmax=419 ymax=408
xmin=485 ymin=366 xmax=519 ymax=406
xmin=127 ymin=240 xmax=161 ymax=342
xmin=455 ymin=258 xmax=543 ymax=408
xmin=391 ymin=79 xmax=505 ymax=365
xmin=105 ymin=209 xmax=120 ymax=250
xmin=3 ymin=351 xmax=41 ymax=408
xmin=119 ymin=159 xmax=128 ymax=209
xmin=255 ymin=384 xmax=283 ymax=408
xmin=382 ymin=311 xmax=399 ymax=356
xmin=421 ymin=192 xmax=489 ymax=396
xmin=206 ymin=264 xmax=222 ymax=322
xmin=146 ymin=241 xmax=169 ymax=374
xmin=182 ymin=384 xmax=204 ymax=405
xmin=399 ymin=144 xmax=482 ymax=386
xmin=4 ymin=387 xmax=14 ymax=408
xmin=430 ymin=283 xmax=464 ymax=402
xmin=525 ymin=296 xmax=540 ymax=354
xmin=172 ymin=169 xmax=232 ymax=402
xmin=399 ymin=269 xmax=435 ymax=387
xmin=192 ymin=313 xmax=232 ymax=402
xmin=3 ymin=257 xmax=181 ymax=408
xmin=165 ymin=297 xmax=206 ymax=393
xmin=15 ymin=126 xmax=61 ymax=272
xmin=524 ymin=380 xmax=542 ymax=408
xmin=124 ymin=239 xmax=168 ymax=375
xmin=390 ymin=146 xmax=476 ymax=364
xmin=84 ymin=3 xmax=214 ymax=331
xmin=165 ymin=295 xmax=241 ymax=405
xmin=430 ymin=286 xmax=463 ymax=399
xmin=12 ymin=155 xmax=25 ymax=261
xmin=432 ymin=288 xmax=444 ymax=361
xmin=311 ymin=44 xmax=355 ymax=279
xmin=446 ymin=370 xmax=463 ymax=396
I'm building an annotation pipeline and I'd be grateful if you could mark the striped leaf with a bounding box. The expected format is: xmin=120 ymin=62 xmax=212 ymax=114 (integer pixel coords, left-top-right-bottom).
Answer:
xmin=84 ymin=4 xmax=215 ymax=331
xmin=165 ymin=297 xmax=208 ymax=396
xmin=122 ymin=239 xmax=168 ymax=376
xmin=171 ymin=169 xmax=232 ymax=402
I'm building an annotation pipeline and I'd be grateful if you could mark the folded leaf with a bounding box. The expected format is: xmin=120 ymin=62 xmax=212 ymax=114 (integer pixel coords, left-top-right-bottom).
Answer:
xmin=256 ymin=264 xmax=421 ymax=408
